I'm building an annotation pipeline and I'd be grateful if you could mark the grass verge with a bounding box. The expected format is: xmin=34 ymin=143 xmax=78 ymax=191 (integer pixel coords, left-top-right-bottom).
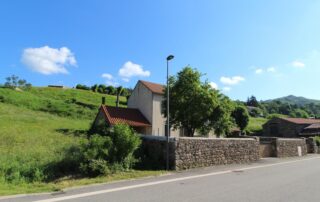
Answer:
xmin=0 ymin=170 xmax=167 ymax=196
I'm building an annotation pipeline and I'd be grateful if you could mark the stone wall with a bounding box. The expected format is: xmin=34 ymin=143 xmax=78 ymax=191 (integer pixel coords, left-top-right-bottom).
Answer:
xmin=306 ymin=138 xmax=318 ymax=154
xmin=174 ymin=137 xmax=260 ymax=170
xmin=137 ymin=136 xmax=260 ymax=170
xmin=276 ymin=138 xmax=307 ymax=158
xmin=135 ymin=135 xmax=176 ymax=170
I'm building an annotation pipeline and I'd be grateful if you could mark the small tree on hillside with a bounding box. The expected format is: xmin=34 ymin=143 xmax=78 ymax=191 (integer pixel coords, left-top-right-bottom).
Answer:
xmin=91 ymin=84 xmax=98 ymax=92
xmin=246 ymin=95 xmax=259 ymax=107
xmin=232 ymin=106 xmax=249 ymax=134
xmin=4 ymin=75 xmax=32 ymax=90
xmin=106 ymin=86 xmax=116 ymax=95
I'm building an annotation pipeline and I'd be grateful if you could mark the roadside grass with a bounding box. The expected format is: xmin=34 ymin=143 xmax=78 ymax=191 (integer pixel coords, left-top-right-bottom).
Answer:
xmin=0 ymin=170 xmax=167 ymax=196
xmin=247 ymin=117 xmax=268 ymax=134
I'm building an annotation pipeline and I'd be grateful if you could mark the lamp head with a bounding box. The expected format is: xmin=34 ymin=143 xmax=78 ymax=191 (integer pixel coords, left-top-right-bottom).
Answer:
xmin=166 ymin=55 xmax=174 ymax=61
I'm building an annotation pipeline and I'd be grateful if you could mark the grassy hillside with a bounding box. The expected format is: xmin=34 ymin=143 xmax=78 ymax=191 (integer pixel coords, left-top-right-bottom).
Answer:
xmin=0 ymin=87 xmax=126 ymax=120
xmin=0 ymin=87 xmax=132 ymax=195
xmin=247 ymin=117 xmax=268 ymax=134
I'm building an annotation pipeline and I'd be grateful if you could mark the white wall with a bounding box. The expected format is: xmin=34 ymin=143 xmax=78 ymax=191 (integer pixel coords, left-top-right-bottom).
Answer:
xmin=128 ymin=82 xmax=153 ymax=126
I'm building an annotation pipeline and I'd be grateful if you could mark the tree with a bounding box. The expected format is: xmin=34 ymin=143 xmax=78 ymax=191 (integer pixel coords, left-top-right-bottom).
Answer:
xmin=76 ymin=84 xmax=90 ymax=90
xmin=116 ymin=86 xmax=123 ymax=107
xmin=232 ymin=106 xmax=249 ymax=133
xmin=210 ymin=95 xmax=235 ymax=137
xmin=91 ymin=84 xmax=98 ymax=92
xmin=106 ymin=86 xmax=116 ymax=95
xmin=162 ymin=67 xmax=230 ymax=137
xmin=246 ymin=96 xmax=259 ymax=107
xmin=4 ymin=75 xmax=32 ymax=90
xmin=98 ymin=84 xmax=107 ymax=94
xmin=290 ymin=109 xmax=309 ymax=118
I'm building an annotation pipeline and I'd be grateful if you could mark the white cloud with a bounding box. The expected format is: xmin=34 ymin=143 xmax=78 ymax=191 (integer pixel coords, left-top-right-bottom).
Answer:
xmin=101 ymin=73 xmax=113 ymax=80
xmin=21 ymin=46 xmax=77 ymax=75
xmin=209 ymin=82 xmax=218 ymax=89
xmin=255 ymin=68 xmax=263 ymax=74
xmin=267 ymin=67 xmax=276 ymax=72
xmin=220 ymin=76 xmax=245 ymax=85
xmin=223 ymin=87 xmax=231 ymax=92
xmin=101 ymin=73 xmax=119 ymax=86
xmin=292 ymin=60 xmax=305 ymax=68
xmin=118 ymin=61 xmax=150 ymax=81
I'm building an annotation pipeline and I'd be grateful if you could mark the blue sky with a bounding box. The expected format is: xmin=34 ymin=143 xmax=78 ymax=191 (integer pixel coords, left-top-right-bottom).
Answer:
xmin=1 ymin=0 xmax=320 ymax=101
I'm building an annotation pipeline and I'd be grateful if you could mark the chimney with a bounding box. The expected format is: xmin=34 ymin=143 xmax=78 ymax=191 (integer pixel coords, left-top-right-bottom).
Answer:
xmin=101 ymin=97 xmax=106 ymax=105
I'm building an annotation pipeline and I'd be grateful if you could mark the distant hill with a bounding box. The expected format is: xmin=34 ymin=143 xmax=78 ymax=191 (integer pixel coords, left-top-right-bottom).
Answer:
xmin=265 ymin=95 xmax=320 ymax=106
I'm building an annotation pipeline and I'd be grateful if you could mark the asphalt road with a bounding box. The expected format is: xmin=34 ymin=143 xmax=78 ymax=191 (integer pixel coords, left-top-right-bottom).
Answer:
xmin=2 ymin=155 xmax=320 ymax=202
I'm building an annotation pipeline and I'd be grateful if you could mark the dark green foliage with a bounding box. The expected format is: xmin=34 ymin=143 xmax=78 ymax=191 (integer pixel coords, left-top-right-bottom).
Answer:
xmin=289 ymin=108 xmax=309 ymax=118
xmin=232 ymin=106 xmax=249 ymax=132
xmin=75 ymin=84 xmax=90 ymax=90
xmin=106 ymin=86 xmax=116 ymax=95
xmin=246 ymin=96 xmax=259 ymax=107
xmin=4 ymin=75 xmax=32 ymax=90
xmin=162 ymin=67 xmax=234 ymax=137
xmin=79 ymin=124 xmax=141 ymax=176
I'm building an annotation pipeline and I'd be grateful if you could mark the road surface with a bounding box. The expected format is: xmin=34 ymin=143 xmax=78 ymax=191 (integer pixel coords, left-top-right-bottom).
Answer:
xmin=2 ymin=155 xmax=320 ymax=202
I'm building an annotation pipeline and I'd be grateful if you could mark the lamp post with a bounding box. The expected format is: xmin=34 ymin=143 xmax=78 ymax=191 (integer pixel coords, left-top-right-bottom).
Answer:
xmin=166 ymin=54 xmax=174 ymax=170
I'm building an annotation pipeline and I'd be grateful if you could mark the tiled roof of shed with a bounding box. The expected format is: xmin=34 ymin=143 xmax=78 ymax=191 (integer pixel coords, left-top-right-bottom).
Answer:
xmin=101 ymin=105 xmax=151 ymax=127
xmin=139 ymin=80 xmax=164 ymax=95
xmin=304 ymin=123 xmax=320 ymax=129
xmin=281 ymin=117 xmax=320 ymax=125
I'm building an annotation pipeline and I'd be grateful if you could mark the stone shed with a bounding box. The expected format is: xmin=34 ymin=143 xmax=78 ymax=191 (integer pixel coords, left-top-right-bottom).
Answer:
xmin=263 ymin=117 xmax=320 ymax=138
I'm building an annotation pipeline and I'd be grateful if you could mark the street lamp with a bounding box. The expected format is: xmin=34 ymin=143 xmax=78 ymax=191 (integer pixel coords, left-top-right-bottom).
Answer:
xmin=166 ymin=54 xmax=174 ymax=170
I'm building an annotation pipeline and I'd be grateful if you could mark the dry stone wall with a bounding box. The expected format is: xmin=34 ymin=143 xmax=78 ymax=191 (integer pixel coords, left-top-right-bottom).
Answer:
xmin=175 ymin=137 xmax=260 ymax=170
xmin=138 ymin=136 xmax=260 ymax=170
xmin=276 ymin=138 xmax=307 ymax=157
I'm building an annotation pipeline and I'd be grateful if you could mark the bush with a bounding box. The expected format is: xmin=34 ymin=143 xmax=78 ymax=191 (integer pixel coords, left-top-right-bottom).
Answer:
xmin=79 ymin=124 xmax=141 ymax=176
xmin=314 ymin=136 xmax=320 ymax=146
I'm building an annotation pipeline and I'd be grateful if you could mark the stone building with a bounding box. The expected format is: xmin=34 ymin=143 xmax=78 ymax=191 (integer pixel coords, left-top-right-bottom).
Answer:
xmin=263 ymin=117 xmax=320 ymax=138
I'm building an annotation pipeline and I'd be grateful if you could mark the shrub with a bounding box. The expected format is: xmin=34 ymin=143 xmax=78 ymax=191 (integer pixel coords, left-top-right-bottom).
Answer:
xmin=79 ymin=124 xmax=141 ymax=176
xmin=313 ymin=136 xmax=320 ymax=146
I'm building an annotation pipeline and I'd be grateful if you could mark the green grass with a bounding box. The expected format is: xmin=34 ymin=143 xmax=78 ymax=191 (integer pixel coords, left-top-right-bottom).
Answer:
xmin=0 ymin=87 xmax=126 ymax=119
xmin=0 ymin=170 xmax=167 ymax=196
xmin=0 ymin=87 xmax=145 ymax=196
xmin=247 ymin=117 xmax=268 ymax=133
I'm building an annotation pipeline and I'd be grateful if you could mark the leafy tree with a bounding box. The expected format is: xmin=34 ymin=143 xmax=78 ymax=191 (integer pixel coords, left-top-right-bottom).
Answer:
xmin=290 ymin=109 xmax=309 ymax=118
xmin=209 ymin=95 xmax=235 ymax=137
xmin=91 ymin=84 xmax=98 ymax=92
xmin=246 ymin=96 xmax=259 ymax=107
xmin=162 ymin=67 xmax=231 ymax=137
xmin=98 ymin=84 xmax=107 ymax=94
xmin=4 ymin=75 xmax=32 ymax=90
xmin=75 ymin=84 xmax=90 ymax=90
xmin=232 ymin=106 xmax=249 ymax=133
xmin=106 ymin=86 xmax=116 ymax=95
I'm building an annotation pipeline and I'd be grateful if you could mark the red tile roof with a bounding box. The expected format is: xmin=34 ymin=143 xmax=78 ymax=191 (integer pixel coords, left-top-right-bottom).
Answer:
xmin=139 ymin=80 xmax=164 ymax=95
xmin=281 ymin=117 xmax=320 ymax=125
xmin=304 ymin=123 xmax=320 ymax=129
xmin=101 ymin=105 xmax=151 ymax=127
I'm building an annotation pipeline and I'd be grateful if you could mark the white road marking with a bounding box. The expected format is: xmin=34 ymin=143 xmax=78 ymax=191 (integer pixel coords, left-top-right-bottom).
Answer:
xmin=34 ymin=156 xmax=320 ymax=202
